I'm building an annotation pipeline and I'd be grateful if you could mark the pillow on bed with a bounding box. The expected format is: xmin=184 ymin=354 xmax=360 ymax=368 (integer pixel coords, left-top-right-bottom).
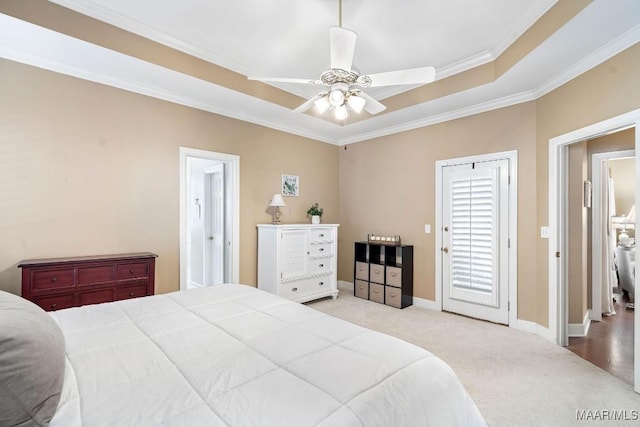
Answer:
xmin=0 ymin=291 xmax=66 ymax=427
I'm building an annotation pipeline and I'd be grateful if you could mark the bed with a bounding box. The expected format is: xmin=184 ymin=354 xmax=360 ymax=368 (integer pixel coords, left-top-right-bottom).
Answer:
xmin=1 ymin=284 xmax=485 ymax=426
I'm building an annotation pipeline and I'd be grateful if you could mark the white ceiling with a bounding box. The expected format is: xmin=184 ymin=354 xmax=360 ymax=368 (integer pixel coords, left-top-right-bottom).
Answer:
xmin=1 ymin=0 xmax=640 ymax=144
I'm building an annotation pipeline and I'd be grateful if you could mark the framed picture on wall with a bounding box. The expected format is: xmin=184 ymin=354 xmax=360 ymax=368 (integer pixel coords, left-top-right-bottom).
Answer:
xmin=282 ymin=174 xmax=299 ymax=196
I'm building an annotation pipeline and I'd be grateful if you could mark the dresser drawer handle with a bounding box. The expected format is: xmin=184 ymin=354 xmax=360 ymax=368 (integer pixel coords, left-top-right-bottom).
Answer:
xmin=319 ymin=281 xmax=324 ymax=286
xmin=374 ymin=270 xmax=381 ymax=274
xmin=292 ymin=287 xmax=298 ymax=292
xmin=390 ymin=293 xmax=396 ymax=297
xmin=359 ymin=267 xmax=364 ymax=271
xmin=51 ymin=303 xmax=57 ymax=309
xmin=51 ymin=277 xmax=57 ymax=282
xmin=129 ymin=292 xmax=135 ymax=297
xmin=373 ymin=289 xmax=380 ymax=293
xmin=129 ymin=269 xmax=135 ymax=274
xmin=391 ymin=272 xmax=398 ymax=277
xmin=319 ymin=263 xmax=324 ymax=268
xmin=319 ymin=233 xmax=324 ymax=237
xmin=318 ymin=248 xmax=324 ymax=252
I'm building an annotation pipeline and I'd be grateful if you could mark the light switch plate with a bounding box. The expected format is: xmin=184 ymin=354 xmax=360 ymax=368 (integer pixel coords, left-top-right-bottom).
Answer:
xmin=424 ymin=224 xmax=431 ymax=234
xmin=540 ymin=226 xmax=550 ymax=239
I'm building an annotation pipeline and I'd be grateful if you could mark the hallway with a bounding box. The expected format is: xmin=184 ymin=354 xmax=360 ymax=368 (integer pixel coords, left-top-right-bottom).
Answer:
xmin=567 ymin=299 xmax=634 ymax=385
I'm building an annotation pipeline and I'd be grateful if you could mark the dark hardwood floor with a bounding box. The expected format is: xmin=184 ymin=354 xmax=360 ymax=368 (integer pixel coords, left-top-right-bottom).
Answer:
xmin=567 ymin=298 xmax=634 ymax=385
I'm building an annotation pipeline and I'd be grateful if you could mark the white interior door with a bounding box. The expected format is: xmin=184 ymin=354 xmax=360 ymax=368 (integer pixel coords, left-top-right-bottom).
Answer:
xmin=205 ymin=164 xmax=224 ymax=285
xmin=442 ymin=159 xmax=510 ymax=324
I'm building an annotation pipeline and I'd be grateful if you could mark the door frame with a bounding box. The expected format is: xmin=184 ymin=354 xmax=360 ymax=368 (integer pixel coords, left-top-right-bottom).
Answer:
xmin=591 ymin=149 xmax=635 ymax=321
xmin=435 ymin=149 xmax=518 ymax=326
xmin=179 ymin=147 xmax=240 ymax=290
xmin=547 ymin=108 xmax=639 ymax=392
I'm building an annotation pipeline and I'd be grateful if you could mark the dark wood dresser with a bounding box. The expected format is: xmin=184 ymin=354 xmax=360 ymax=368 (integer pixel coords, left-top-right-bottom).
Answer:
xmin=19 ymin=252 xmax=157 ymax=311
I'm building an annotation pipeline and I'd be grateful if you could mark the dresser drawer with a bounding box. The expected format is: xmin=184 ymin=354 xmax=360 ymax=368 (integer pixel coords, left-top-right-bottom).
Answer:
xmin=309 ymin=243 xmax=332 ymax=257
xmin=78 ymin=288 xmax=115 ymax=306
xmin=369 ymin=264 xmax=385 ymax=284
xmin=116 ymin=262 xmax=148 ymax=280
xmin=279 ymin=275 xmax=331 ymax=300
xmin=78 ymin=265 xmax=114 ymax=285
xmin=385 ymin=286 xmax=402 ymax=308
xmin=369 ymin=283 xmax=385 ymax=304
xmin=308 ymin=258 xmax=332 ymax=275
xmin=355 ymin=262 xmax=369 ymax=280
xmin=33 ymin=294 xmax=75 ymax=311
xmin=386 ymin=266 xmax=402 ymax=287
xmin=354 ymin=280 xmax=369 ymax=299
xmin=32 ymin=269 xmax=75 ymax=291
xmin=116 ymin=284 xmax=148 ymax=301
xmin=309 ymin=228 xmax=332 ymax=242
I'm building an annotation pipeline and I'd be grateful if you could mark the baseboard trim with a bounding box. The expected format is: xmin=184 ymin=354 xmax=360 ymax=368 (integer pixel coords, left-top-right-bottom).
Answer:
xmin=337 ymin=280 xmax=353 ymax=293
xmin=412 ymin=296 xmax=441 ymax=311
xmin=568 ymin=310 xmax=591 ymax=337
xmin=337 ymin=280 xmax=558 ymax=343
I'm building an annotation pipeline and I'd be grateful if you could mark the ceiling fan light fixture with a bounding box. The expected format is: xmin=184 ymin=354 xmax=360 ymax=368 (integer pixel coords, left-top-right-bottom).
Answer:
xmin=347 ymin=94 xmax=366 ymax=114
xmin=334 ymin=104 xmax=348 ymax=121
xmin=314 ymin=96 xmax=331 ymax=114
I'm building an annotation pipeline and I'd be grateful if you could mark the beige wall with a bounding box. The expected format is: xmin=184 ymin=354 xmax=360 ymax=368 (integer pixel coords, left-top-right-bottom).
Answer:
xmin=0 ymin=59 xmax=339 ymax=296
xmin=610 ymin=157 xmax=636 ymax=224
xmin=338 ymin=102 xmax=538 ymax=320
xmin=1 ymin=42 xmax=639 ymax=330
xmin=535 ymin=43 xmax=640 ymax=326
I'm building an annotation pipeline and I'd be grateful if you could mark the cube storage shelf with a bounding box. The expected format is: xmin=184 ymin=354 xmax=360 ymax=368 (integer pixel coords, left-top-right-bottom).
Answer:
xmin=354 ymin=241 xmax=413 ymax=309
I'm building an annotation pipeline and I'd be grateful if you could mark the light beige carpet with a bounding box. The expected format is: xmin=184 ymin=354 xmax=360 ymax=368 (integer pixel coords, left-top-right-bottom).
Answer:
xmin=308 ymin=284 xmax=640 ymax=427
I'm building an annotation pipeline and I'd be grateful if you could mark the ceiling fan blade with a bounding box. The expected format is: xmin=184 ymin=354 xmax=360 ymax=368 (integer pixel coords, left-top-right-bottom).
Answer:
xmin=293 ymin=93 xmax=324 ymax=113
xmin=329 ymin=26 xmax=357 ymax=71
xmin=359 ymin=66 xmax=436 ymax=88
xmin=356 ymin=91 xmax=387 ymax=115
xmin=248 ymin=76 xmax=324 ymax=85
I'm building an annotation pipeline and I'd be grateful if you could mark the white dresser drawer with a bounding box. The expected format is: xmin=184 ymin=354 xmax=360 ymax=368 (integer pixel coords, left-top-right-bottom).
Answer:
xmin=309 ymin=242 xmax=332 ymax=257
xmin=278 ymin=275 xmax=332 ymax=300
xmin=310 ymin=228 xmax=333 ymax=242
xmin=308 ymin=258 xmax=332 ymax=275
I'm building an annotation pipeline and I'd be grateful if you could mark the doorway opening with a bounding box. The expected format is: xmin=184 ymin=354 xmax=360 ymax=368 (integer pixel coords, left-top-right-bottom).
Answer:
xmin=548 ymin=108 xmax=640 ymax=392
xmin=179 ymin=147 xmax=240 ymax=290
xmin=564 ymin=137 xmax=635 ymax=384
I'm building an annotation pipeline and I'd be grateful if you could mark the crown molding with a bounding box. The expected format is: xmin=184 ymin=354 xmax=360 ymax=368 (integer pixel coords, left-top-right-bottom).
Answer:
xmin=533 ymin=23 xmax=640 ymax=99
xmin=338 ymin=91 xmax=536 ymax=145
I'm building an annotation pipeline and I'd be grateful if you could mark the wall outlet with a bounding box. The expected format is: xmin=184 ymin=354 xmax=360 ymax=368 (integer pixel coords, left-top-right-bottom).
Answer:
xmin=424 ymin=224 xmax=431 ymax=234
xmin=540 ymin=226 xmax=550 ymax=239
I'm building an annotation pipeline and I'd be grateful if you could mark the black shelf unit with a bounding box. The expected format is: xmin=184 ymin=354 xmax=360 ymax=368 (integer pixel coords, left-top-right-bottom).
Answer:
xmin=354 ymin=241 xmax=413 ymax=308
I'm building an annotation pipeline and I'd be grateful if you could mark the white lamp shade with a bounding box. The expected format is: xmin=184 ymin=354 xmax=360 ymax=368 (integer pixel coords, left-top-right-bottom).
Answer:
xmin=269 ymin=194 xmax=286 ymax=207
xmin=334 ymin=105 xmax=348 ymax=121
xmin=314 ymin=96 xmax=330 ymax=114
xmin=328 ymin=89 xmax=345 ymax=107
xmin=347 ymin=95 xmax=366 ymax=114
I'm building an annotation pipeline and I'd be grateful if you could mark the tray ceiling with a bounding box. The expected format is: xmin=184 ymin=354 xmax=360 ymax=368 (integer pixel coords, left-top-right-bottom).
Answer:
xmin=1 ymin=0 xmax=639 ymax=144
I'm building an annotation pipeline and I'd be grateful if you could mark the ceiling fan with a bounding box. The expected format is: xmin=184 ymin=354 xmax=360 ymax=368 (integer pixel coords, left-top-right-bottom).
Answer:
xmin=248 ymin=1 xmax=436 ymax=121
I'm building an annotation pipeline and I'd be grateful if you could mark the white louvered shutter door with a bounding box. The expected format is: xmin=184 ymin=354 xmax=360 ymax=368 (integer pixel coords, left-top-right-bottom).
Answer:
xmin=442 ymin=159 xmax=509 ymax=324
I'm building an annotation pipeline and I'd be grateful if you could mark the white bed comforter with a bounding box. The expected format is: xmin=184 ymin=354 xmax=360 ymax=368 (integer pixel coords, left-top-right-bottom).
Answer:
xmin=49 ymin=284 xmax=485 ymax=426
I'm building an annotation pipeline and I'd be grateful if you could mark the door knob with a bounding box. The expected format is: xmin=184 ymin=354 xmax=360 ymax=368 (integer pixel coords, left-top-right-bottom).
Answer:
xmin=442 ymin=247 xmax=449 ymax=253
xmin=444 ymin=226 xmax=449 ymax=232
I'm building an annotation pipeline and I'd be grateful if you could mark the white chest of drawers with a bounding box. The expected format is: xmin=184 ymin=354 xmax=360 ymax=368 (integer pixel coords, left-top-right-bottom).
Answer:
xmin=257 ymin=224 xmax=339 ymax=303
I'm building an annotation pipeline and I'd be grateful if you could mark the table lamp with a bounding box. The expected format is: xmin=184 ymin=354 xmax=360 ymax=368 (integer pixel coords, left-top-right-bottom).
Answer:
xmin=269 ymin=194 xmax=286 ymax=224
